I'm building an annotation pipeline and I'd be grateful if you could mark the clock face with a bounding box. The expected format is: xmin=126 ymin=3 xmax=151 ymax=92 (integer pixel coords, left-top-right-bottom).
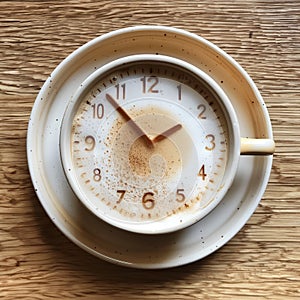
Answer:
xmin=61 ymin=56 xmax=232 ymax=233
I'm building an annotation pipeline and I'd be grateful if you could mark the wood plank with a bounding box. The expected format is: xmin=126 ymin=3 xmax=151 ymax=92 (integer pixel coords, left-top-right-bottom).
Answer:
xmin=1 ymin=1 xmax=299 ymax=299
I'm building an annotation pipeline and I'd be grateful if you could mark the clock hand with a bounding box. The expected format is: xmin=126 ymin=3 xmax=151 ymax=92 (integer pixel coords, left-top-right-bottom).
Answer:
xmin=106 ymin=93 xmax=154 ymax=148
xmin=152 ymin=124 xmax=182 ymax=143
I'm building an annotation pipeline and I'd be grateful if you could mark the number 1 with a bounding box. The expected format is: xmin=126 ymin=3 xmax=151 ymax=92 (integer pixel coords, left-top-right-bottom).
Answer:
xmin=177 ymin=84 xmax=182 ymax=100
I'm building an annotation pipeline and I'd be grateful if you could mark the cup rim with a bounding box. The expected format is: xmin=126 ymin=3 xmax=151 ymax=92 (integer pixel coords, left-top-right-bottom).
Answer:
xmin=60 ymin=54 xmax=241 ymax=234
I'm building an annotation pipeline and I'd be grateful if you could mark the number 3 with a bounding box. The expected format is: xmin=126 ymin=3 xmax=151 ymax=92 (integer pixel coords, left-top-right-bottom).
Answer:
xmin=205 ymin=134 xmax=215 ymax=151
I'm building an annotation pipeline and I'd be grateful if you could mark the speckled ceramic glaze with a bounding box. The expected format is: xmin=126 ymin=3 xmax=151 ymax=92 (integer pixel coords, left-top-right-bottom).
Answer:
xmin=27 ymin=26 xmax=274 ymax=269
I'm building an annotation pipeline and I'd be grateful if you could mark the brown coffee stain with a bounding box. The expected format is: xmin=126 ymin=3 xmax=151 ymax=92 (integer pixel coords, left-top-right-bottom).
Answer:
xmin=128 ymin=136 xmax=154 ymax=176
xmin=128 ymin=134 xmax=181 ymax=178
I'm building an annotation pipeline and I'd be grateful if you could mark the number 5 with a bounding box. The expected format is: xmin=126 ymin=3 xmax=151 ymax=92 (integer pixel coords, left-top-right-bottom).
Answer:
xmin=176 ymin=189 xmax=185 ymax=202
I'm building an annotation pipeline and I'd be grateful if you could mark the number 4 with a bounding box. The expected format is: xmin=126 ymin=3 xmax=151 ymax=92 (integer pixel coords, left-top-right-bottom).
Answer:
xmin=198 ymin=164 xmax=207 ymax=180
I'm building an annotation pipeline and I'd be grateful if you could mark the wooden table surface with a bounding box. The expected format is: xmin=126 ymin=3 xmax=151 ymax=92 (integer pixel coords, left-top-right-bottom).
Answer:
xmin=1 ymin=1 xmax=299 ymax=299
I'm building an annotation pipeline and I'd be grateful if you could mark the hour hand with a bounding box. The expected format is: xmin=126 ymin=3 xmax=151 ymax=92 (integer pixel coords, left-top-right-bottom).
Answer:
xmin=152 ymin=124 xmax=182 ymax=144
xmin=106 ymin=93 xmax=154 ymax=148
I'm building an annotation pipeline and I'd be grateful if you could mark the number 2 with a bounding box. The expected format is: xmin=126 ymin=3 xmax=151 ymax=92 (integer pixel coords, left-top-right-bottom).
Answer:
xmin=197 ymin=104 xmax=206 ymax=119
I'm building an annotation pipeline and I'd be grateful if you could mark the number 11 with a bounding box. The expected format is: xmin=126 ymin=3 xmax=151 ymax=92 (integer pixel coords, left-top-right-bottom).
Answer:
xmin=115 ymin=83 xmax=126 ymax=100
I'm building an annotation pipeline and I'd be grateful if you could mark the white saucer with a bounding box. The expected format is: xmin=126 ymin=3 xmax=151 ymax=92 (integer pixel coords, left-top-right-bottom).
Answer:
xmin=27 ymin=26 xmax=273 ymax=269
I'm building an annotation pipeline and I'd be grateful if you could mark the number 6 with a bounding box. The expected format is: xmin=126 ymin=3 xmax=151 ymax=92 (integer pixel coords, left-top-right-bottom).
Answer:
xmin=142 ymin=192 xmax=155 ymax=210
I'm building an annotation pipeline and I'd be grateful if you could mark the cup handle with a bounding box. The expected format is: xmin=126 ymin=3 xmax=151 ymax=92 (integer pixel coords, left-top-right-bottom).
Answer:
xmin=240 ymin=138 xmax=275 ymax=155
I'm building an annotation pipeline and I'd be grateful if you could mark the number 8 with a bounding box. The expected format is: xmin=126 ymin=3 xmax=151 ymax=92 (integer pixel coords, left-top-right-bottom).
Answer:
xmin=93 ymin=168 xmax=101 ymax=182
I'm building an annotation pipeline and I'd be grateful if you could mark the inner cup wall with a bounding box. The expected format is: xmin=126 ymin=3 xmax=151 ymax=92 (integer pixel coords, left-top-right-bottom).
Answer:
xmin=60 ymin=55 xmax=240 ymax=234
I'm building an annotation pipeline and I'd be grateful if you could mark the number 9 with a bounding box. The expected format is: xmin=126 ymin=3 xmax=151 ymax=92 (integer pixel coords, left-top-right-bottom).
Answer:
xmin=85 ymin=135 xmax=95 ymax=151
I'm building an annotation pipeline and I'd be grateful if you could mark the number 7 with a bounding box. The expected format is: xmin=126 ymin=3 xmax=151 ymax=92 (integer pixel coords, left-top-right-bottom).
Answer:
xmin=117 ymin=190 xmax=126 ymax=203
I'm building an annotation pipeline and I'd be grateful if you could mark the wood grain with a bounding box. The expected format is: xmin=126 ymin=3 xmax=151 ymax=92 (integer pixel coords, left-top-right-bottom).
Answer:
xmin=1 ymin=1 xmax=299 ymax=299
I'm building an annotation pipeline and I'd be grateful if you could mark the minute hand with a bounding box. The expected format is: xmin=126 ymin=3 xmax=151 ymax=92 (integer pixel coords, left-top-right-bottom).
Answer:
xmin=152 ymin=124 xmax=182 ymax=144
xmin=106 ymin=93 xmax=154 ymax=148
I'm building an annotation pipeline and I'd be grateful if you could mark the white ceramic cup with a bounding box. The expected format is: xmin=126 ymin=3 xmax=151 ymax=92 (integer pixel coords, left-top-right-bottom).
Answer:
xmin=60 ymin=54 xmax=275 ymax=234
